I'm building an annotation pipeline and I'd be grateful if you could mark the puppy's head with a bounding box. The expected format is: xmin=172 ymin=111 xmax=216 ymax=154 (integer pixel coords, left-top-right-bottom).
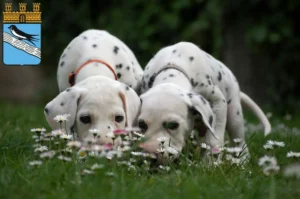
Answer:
xmin=138 ymin=83 xmax=215 ymax=164
xmin=44 ymin=76 xmax=141 ymax=143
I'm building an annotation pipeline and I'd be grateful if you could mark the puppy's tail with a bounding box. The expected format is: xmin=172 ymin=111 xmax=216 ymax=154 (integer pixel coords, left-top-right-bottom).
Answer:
xmin=240 ymin=92 xmax=271 ymax=136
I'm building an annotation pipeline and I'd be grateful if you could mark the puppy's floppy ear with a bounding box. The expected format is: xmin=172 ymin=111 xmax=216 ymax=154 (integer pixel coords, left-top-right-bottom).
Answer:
xmin=44 ymin=87 xmax=86 ymax=132
xmin=118 ymin=85 xmax=141 ymax=128
xmin=183 ymin=93 xmax=219 ymax=140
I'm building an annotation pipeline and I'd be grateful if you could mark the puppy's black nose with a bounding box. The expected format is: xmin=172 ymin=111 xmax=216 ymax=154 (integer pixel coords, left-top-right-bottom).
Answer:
xmin=44 ymin=108 xmax=49 ymax=114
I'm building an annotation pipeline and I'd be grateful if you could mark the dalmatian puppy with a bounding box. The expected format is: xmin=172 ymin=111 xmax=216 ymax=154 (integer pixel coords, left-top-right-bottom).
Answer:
xmin=138 ymin=42 xmax=271 ymax=163
xmin=56 ymin=29 xmax=143 ymax=93
xmin=44 ymin=76 xmax=141 ymax=143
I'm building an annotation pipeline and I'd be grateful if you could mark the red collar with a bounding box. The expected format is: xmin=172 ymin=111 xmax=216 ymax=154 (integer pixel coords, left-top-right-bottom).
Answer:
xmin=68 ymin=59 xmax=118 ymax=86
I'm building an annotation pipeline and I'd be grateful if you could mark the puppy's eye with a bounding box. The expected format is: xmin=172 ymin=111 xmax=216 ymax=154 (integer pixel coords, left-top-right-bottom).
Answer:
xmin=80 ymin=115 xmax=91 ymax=124
xmin=138 ymin=120 xmax=148 ymax=132
xmin=115 ymin=115 xmax=124 ymax=123
xmin=163 ymin=122 xmax=179 ymax=130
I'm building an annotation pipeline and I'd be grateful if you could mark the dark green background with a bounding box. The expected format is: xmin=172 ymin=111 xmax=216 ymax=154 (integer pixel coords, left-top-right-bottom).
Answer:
xmin=1 ymin=0 xmax=299 ymax=114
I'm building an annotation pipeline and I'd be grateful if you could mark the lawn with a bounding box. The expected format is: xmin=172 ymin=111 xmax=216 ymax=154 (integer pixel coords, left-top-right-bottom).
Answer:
xmin=0 ymin=102 xmax=300 ymax=199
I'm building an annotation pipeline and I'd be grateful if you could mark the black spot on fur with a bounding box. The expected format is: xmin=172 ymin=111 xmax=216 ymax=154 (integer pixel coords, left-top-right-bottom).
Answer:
xmin=237 ymin=110 xmax=240 ymax=115
xmin=60 ymin=102 xmax=64 ymax=106
xmin=114 ymin=46 xmax=119 ymax=54
xmin=188 ymin=93 xmax=193 ymax=98
xmin=83 ymin=36 xmax=87 ymax=40
xmin=178 ymin=54 xmax=181 ymax=57
xmin=94 ymin=63 xmax=99 ymax=67
xmin=223 ymin=99 xmax=226 ymax=103
xmin=191 ymin=78 xmax=198 ymax=87
xmin=206 ymin=75 xmax=210 ymax=79
xmin=218 ymin=71 xmax=222 ymax=81
xmin=148 ymin=73 xmax=156 ymax=88
xmin=146 ymin=67 xmax=149 ymax=70
xmin=200 ymin=96 xmax=206 ymax=104
xmin=117 ymin=73 xmax=122 ymax=78
xmin=169 ymin=74 xmax=174 ymax=77
xmin=163 ymin=78 xmax=167 ymax=80
xmin=129 ymin=85 xmax=132 ymax=87
xmin=209 ymin=115 xmax=213 ymax=126
xmin=189 ymin=56 xmax=194 ymax=61
xmin=172 ymin=49 xmax=177 ymax=53
xmin=126 ymin=66 xmax=130 ymax=70
xmin=200 ymin=83 xmax=204 ymax=87
xmin=116 ymin=64 xmax=123 ymax=69
xmin=67 ymin=46 xmax=71 ymax=50
xmin=60 ymin=61 xmax=65 ymax=67
xmin=126 ymin=86 xmax=130 ymax=90
xmin=206 ymin=54 xmax=211 ymax=58
xmin=108 ymin=126 xmax=111 ymax=129
xmin=92 ymin=44 xmax=97 ymax=48
xmin=225 ymin=87 xmax=229 ymax=93
xmin=131 ymin=61 xmax=134 ymax=65
xmin=227 ymin=99 xmax=232 ymax=104
xmin=208 ymin=80 xmax=212 ymax=85
xmin=212 ymin=90 xmax=215 ymax=94
xmin=209 ymin=102 xmax=213 ymax=109
xmin=66 ymin=88 xmax=71 ymax=92
xmin=61 ymin=54 xmax=66 ymax=59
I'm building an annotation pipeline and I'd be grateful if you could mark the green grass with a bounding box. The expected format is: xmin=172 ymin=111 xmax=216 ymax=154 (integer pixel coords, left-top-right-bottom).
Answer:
xmin=0 ymin=102 xmax=300 ymax=199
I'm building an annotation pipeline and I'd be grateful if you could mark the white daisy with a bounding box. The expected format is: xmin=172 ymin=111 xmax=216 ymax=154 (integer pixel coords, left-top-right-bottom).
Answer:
xmin=31 ymin=128 xmax=46 ymax=134
xmin=157 ymin=136 xmax=168 ymax=143
xmin=51 ymin=129 xmax=64 ymax=137
xmin=60 ymin=134 xmax=73 ymax=140
xmin=105 ymin=172 xmax=115 ymax=177
xmin=34 ymin=145 xmax=48 ymax=153
xmin=82 ymin=169 xmax=94 ymax=175
xmin=29 ymin=160 xmax=43 ymax=166
xmin=226 ymin=147 xmax=242 ymax=154
xmin=128 ymin=165 xmax=136 ymax=171
xmin=67 ymin=141 xmax=82 ymax=149
xmin=263 ymin=165 xmax=280 ymax=176
xmin=201 ymin=143 xmax=211 ymax=149
xmin=117 ymin=161 xmax=131 ymax=166
xmin=93 ymin=145 xmax=103 ymax=152
xmin=53 ymin=114 xmax=71 ymax=123
xmin=258 ymin=155 xmax=277 ymax=167
xmin=118 ymin=145 xmax=131 ymax=152
xmin=40 ymin=151 xmax=55 ymax=159
xmin=106 ymin=151 xmax=115 ymax=160
xmin=157 ymin=148 xmax=165 ymax=153
xmin=263 ymin=143 xmax=273 ymax=150
xmin=91 ymin=163 xmax=104 ymax=170
xmin=83 ymin=137 xmax=96 ymax=145
xmin=287 ymin=151 xmax=300 ymax=158
xmin=283 ymin=163 xmax=300 ymax=178
xmin=32 ymin=135 xmax=39 ymax=139
xmin=265 ymin=140 xmax=285 ymax=148
xmin=58 ymin=155 xmax=72 ymax=162
xmin=233 ymin=138 xmax=242 ymax=143
xmin=166 ymin=146 xmax=179 ymax=156
xmin=131 ymin=151 xmax=144 ymax=156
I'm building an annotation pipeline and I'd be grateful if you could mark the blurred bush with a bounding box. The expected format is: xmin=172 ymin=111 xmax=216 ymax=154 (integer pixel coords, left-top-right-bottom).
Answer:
xmin=38 ymin=0 xmax=299 ymax=113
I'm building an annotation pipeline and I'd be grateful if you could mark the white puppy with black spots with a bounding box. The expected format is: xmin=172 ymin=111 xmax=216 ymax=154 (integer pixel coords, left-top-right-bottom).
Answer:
xmin=138 ymin=42 xmax=271 ymax=163
xmin=45 ymin=76 xmax=141 ymax=143
xmin=44 ymin=29 xmax=143 ymax=142
xmin=57 ymin=29 xmax=143 ymax=93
